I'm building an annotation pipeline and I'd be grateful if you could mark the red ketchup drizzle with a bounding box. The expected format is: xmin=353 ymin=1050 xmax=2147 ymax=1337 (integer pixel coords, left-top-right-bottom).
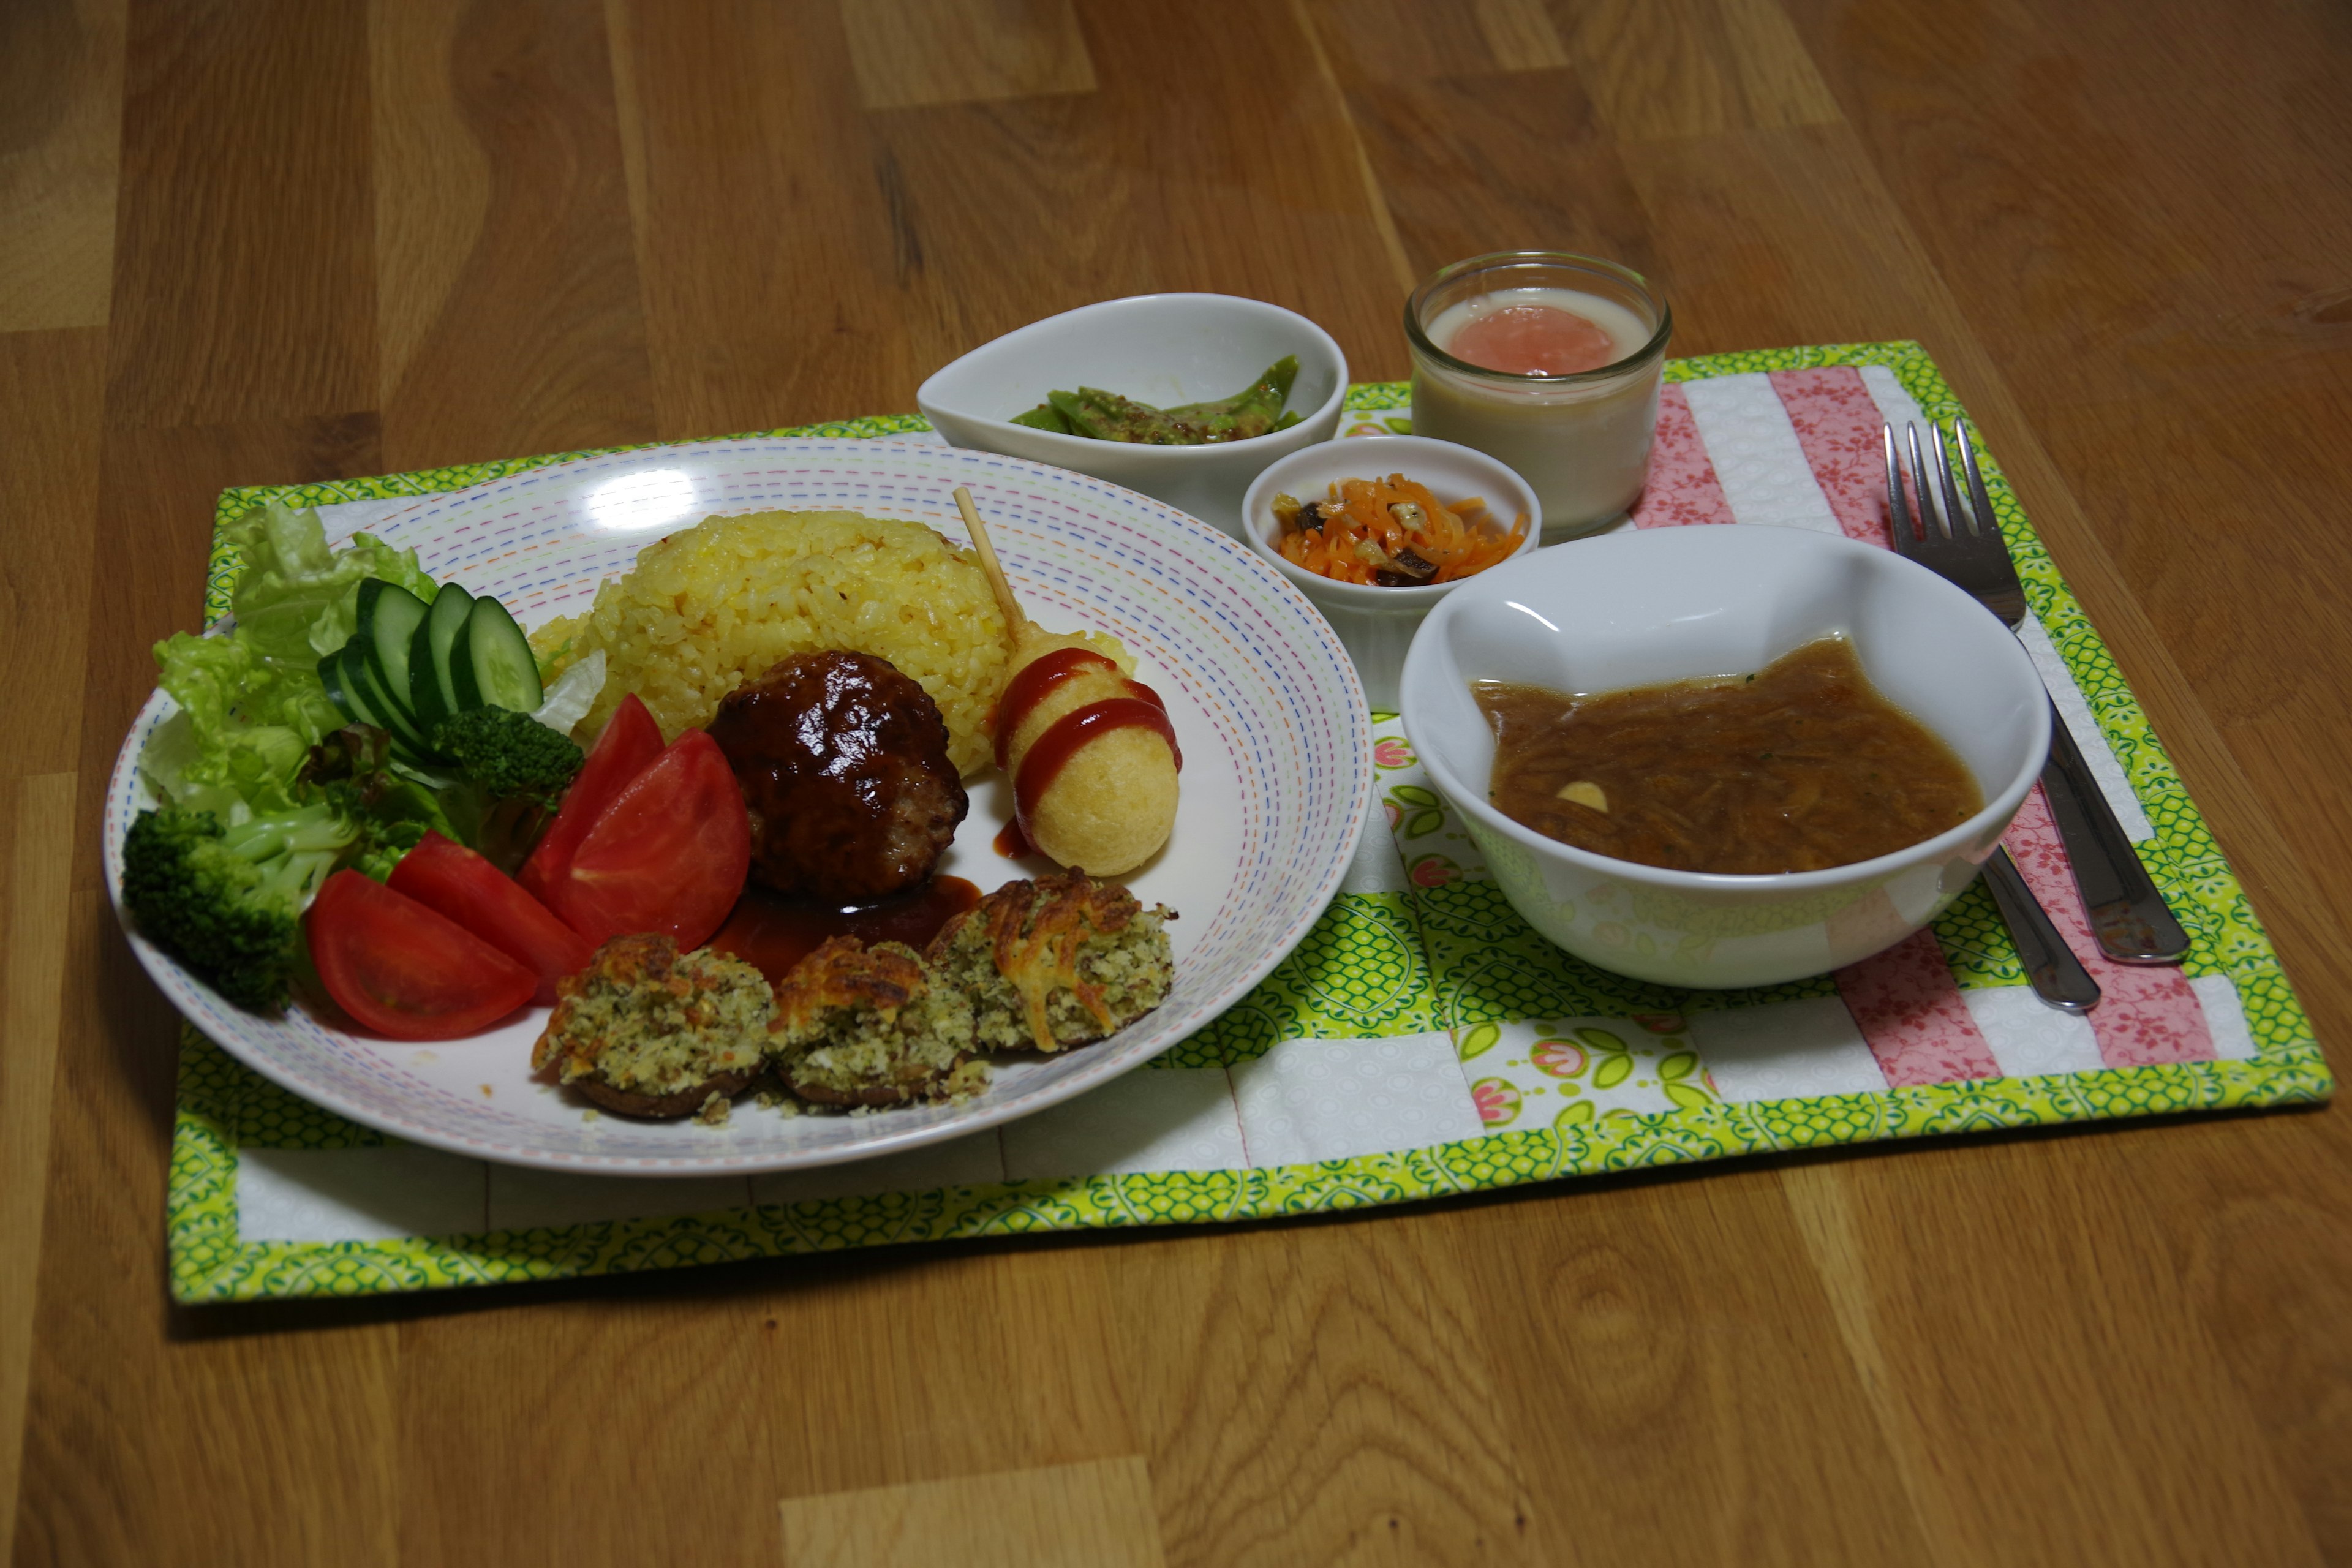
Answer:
xmin=993 ymin=647 xmax=1118 ymax=769
xmin=1012 ymin=699 xmax=1182 ymax=833
xmin=994 ymin=646 xmax=1183 ymax=844
xmin=707 ymin=876 xmax=981 ymax=986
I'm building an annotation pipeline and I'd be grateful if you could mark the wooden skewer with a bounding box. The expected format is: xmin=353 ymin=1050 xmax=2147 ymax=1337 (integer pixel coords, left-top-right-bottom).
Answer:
xmin=952 ymin=486 xmax=1031 ymax=642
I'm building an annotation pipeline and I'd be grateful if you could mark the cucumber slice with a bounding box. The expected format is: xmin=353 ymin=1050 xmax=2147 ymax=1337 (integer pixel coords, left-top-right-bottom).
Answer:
xmin=453 ymin=594 xmax=542 ymax=714
xmin=409 ymin=582 xmax=473 ymax=728
xmin=318 ymin=648 xmax=364 ymax=726
xmin=341 ymin=644 xmax=435 ymax=761
xmin=356 ymin=579 xmax=430 ymax=725
xmin=317 ymin=643 xmax=434 ymax=766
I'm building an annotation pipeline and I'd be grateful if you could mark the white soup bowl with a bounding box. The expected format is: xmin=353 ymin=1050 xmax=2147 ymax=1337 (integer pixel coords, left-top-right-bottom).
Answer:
xmin=1398 ymin=525 xmax=2050 ymax=989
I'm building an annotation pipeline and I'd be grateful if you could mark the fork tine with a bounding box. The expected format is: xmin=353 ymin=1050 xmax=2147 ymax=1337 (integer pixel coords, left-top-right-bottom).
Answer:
xmin=1905 ymin=423 xmax=1947 ymax=538
xmin=1930 ymin=422 xmax=1969 ymax=537
xmin=1882 ymin=425 xmax=1915 ymax=548
xmin=1954 ymin=417 xmax=1997 ymax=540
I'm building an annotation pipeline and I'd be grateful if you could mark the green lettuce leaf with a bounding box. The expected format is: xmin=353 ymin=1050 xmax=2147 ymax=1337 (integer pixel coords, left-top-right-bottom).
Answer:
xmin=221 ymin=499 xmax=436 ymax=662
xmin=142 ymin=502 xmax=438 ymax=829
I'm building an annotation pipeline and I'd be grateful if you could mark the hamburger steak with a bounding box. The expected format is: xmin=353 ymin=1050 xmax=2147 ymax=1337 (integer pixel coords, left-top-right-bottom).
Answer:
xmin=707 ymin=650 xmax=968 ymax=903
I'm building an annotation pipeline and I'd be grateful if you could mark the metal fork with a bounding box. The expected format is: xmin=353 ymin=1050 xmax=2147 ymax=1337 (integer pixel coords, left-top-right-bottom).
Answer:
xmin=1888 ymin=419 xmax=2192 ymax=975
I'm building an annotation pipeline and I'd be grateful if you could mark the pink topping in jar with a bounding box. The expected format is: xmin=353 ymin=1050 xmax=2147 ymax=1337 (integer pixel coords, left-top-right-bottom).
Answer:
xmin=1446 ymin=303 xmax=1619 ymax=376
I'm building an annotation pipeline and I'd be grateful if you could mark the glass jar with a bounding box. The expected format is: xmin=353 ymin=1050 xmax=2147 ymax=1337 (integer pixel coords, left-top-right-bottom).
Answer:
xmin=1406 ymin=252 xmax=1672 ymax=543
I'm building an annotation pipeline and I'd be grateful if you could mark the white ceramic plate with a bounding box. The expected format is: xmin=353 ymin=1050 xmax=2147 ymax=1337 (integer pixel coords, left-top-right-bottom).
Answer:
xmin=105 ymin=439 xmax=1372 ymax=1175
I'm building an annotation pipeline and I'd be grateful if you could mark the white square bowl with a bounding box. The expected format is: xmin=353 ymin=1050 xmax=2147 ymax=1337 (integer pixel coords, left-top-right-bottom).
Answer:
xmin=916 ymin=293 xmax=1348 ymax=536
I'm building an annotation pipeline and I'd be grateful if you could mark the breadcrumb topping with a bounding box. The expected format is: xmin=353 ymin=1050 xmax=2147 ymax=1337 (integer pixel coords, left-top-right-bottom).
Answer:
xmin=927 ymin=870 xmax=1174 ymax=1053
xmin=532 ymin=933 xmax=772 ymax=1112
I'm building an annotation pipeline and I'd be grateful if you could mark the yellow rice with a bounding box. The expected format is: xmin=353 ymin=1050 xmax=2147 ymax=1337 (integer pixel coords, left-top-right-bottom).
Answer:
xmin=531 ymin=510 xmax=1009 ymax=777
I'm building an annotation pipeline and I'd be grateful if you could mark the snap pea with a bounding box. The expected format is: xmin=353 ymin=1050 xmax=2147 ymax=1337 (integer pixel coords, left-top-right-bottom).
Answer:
xmin=1010 ymin=355 xmax=1302 ymax=445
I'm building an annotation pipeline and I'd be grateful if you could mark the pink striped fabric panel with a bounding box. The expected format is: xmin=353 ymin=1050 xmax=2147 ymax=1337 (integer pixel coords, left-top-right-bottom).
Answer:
xmin=1836 ymin=930 xmax=2002 ymax=1087
xmin=1771 ymin=367 xmax=1997 ymax=1081
xmin=1629 ymin=383 xmax=1737 ymax=529
xmin=2002 ymin=786 xmax=2214 ymax=1065
xmin=1768 ymin=366 xmax=1894 ymax=548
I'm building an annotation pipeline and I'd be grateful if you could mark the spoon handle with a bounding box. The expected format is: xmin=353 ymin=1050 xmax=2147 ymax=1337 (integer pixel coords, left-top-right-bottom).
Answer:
xmin=1980 ymin=846 xmax=2103 ymax=1013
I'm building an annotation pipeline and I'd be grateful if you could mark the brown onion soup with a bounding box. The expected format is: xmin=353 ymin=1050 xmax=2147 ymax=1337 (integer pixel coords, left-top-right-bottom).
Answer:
xmin=1474 ymin=637 xmax=1983 ymax=875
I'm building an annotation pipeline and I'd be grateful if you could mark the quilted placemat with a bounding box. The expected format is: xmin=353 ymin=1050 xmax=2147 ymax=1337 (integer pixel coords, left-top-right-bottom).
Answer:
xmin=159 ymin=342 xmax=2328 ymax=1303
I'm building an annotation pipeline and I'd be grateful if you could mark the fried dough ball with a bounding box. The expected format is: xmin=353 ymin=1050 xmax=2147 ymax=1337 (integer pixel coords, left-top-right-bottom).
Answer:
xmin=767 ymin=937 xmax=982 ymax=1107
xmin=993 ymin=625 xmax=1179 ymax=876
xmin=926 ymin=870 xmax=1175 ymax=1054
xmin=530 ymin=933 xmax=774 ymax=1119
xmin=707 ymin=650 xmax=968 ymax=903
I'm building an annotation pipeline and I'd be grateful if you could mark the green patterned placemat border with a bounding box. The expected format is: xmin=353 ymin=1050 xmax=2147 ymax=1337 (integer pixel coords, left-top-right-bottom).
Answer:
xmin=167 ymin=341 xmax=2327 ymax=1303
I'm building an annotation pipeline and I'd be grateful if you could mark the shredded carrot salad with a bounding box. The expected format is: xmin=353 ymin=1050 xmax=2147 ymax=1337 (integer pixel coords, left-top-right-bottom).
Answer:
xmin=1272 ymin=474 xmax=1529 ymax=587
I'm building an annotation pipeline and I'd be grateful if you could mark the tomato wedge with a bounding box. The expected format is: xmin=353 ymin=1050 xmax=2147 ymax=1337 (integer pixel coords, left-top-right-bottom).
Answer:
xmin=307 ymin=870 xmax=537 ymax=1040
xmin=543 ymin=729 xmax=750 ymax=948
xmin=389 ymin=831 xmax=592 ymax=1004
xmin=518 ymin=693 xmax=664 ymax=907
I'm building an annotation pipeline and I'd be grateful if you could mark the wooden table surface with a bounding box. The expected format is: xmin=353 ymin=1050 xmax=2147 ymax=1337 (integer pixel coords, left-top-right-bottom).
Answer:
xmin=6 ymin=1 xmax=2350 ymax=1562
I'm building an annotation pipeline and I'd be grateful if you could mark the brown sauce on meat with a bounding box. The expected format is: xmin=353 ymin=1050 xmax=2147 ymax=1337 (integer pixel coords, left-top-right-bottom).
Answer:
xmin=706 ymin=650 xmax=968 ymax=903
xmin=1476 ymin=637 xmax=1983 ymax=875
xmin=707 ymin=876 xmax=981 ymax=986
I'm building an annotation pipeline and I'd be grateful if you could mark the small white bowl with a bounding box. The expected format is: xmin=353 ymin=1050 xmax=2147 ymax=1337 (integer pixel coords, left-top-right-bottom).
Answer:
xmin=1399 ymin=526 xmax=2051 ymax=989
xmin=916 ymin=294 xmax=1348 ymax=537
xmin=1242 ymin=435 xmax=1542 ymax=711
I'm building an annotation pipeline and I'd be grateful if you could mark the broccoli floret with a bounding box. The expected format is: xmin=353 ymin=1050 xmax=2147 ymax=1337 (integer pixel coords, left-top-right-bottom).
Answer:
xmin=427 ymin=707 xmax=582 ymax=807
xmin=426 ymin=707 xmax=585 ymax=873
xmin=122 ymin=805 xmax=355 ymax=1012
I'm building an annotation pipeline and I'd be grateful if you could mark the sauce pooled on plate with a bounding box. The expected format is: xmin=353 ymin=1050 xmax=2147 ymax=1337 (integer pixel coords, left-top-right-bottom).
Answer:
xmin=1475 ymin=637 xmax=1983 ymax=875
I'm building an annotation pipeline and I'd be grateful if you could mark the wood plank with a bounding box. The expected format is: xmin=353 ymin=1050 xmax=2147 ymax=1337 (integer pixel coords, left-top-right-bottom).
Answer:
xmin=0 ymin=0 xmax=126 ymax=332
xmin=766 ymin=1245 xmax=1140 ymax=1499
xmin=1063 ymin=4 xmax=1408 ymax=368
xmin=841 ymin=0 xmax=1098 ymax=111
xmin=1287 ymin=0 xmax=1417 ymax=302
xmin=0 ymin=328 xmax=107 ymax=780
xmin=1788 ymin=1135 xmax=2328 ymax=1566
xmin=106 ymin=0 xmax=376 ymax=429
xmin=2136 ymin=1110 xmax=2352 ymax=1556
xmin=0 ymin=774 xmax=80 ymax=1563
xmin=1309 ymin=0 xmax=1556 ymax=83
xmin=393 ymin=1287 xmax=783 ymax=1566
xmin=1324 ymin=61 xmax=1658 ymax=312
xmin=1615 ymin=124 xmax=1962 ymax=354
xmin=1447 ymin=1172 xmax=1934 ymax=1564
xmin=617 ymin=0 xmax=917 ymax=435
xmin=778 ymin=1455 xmax=1164 ymax=1567
xmin=1471 ymin=0 xmax=1570 ymax=73
xmin=395 ymin=1242 xmax=1142 ymax=1561
xmin=1564 ymin=0 xmax=1840 ymax=143
xmin=371 ymin=0 xmax=656 ymax=470
xmin=1118 ymin=1220 xmax=1548 ymax=1566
